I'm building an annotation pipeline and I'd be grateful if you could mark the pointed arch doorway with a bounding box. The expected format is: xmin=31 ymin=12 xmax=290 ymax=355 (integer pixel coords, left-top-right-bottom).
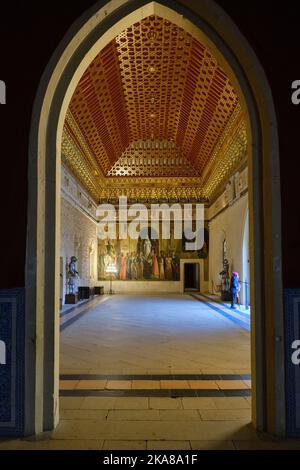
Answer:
xmin=26 ymin=0 xmax=284 ymax=437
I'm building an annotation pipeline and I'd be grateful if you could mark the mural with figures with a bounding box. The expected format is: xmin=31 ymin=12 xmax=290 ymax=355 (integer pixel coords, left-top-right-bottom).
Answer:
xmin=98 ymin=226 xmax=209 ymax=281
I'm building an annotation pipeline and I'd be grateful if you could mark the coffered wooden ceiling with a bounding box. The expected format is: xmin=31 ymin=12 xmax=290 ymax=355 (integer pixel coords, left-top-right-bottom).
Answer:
xmin=62 ymin=15 xmax=247 ymax=202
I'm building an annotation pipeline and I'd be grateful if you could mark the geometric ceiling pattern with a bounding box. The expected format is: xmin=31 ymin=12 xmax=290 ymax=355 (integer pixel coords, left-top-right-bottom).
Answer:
xmin=107 ymin=140 xmax=200 ymax=177
xmin=63 ymin=15 xmax=247 ymax=203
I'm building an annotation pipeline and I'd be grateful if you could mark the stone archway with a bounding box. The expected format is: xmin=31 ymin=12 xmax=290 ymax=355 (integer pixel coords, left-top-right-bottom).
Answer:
xmin=26 ymin=0 xmax=284 ymax=436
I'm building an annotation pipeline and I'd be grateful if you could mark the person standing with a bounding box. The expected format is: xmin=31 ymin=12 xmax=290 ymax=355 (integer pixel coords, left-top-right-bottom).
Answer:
xmin=230 ymin=271 xmax=240 ymax=309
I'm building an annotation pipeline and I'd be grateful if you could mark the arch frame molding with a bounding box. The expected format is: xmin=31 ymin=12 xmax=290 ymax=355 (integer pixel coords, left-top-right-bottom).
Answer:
xmin=26 ymin=0 xmax=285 ymax=436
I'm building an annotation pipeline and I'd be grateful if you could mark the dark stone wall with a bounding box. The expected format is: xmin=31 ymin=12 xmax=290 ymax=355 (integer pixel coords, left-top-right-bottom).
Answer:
xmin=0 ymin=0 xmax=299 ymax=287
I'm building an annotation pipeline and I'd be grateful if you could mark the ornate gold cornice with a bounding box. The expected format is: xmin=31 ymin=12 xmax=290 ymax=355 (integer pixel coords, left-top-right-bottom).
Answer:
xmin=62 ymin=124 xmax=101 ymax=201
xmin=98 ymin=186 xmax=206 ymax=203
xmin=201 ymin=109 xmax=247 ymax=199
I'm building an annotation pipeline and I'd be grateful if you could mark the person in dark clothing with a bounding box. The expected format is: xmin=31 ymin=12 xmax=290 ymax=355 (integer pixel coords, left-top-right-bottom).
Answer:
xmin=230 ymin=272 xmax=240 ymax=309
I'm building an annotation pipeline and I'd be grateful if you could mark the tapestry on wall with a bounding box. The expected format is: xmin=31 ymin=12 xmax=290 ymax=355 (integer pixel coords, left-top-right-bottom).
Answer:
xmin=97 ymin=226 xmax=209 ymax=281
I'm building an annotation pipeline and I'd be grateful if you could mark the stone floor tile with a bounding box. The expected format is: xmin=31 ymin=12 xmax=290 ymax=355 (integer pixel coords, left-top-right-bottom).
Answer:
xmin=147 ymin=441 xmax=191 ymax=450
xmin=159 ymin=410 xmax=200 ymax=421
xmin=182 ymin=397 xmax=217 ymax=410
xmin=216 ymin=380 xmax=247 ymax=390
xmin=188 ymin=380 xmax=219 ymax=390
xmin=76 ymin=380 xmax=107 ymax=389
xmin=52 ymin=420 xmax=109 ymax=440
xmin=200 ymin=369 xmax=237 ymax=374
xmin=0 ymin=439 xmax=103 ymax=450
xmin=160 ymin=380 xmax=189 ymax=389
xmin=131 ymin=380 xmax=161 ymax=389
xmin=59 ymin=381 xmax=79 ymax=390
xmin=103 ymin=420 xmax=258 ymax=441
xmin=114 ymin=397 xmax=149 ymax=409
xmin=243 ymin=380 xmax=252 ymax=389
xmin=106 ymin=381 xmax=132 ymax=389
xmin=80 ymin=397 xmax=117 ymax=410
xmin=149 ymin=398 xmax=183 ymax=410
xmin=107 ymin=410 xmax=159 ymax=421
xmin=60 ymin=409 xmax=108 ymax=420
xmin=170 ymin=370 xmax=202 ymax=375
xmin=199 ymin=409 xmax=251 ymax=421
xmin=121 ymin=368 xmax=149 ymax=375
xmin=60 ymin=397 xmax=85 ymax=410
xmin=213 ymin=397 xmax=250 ymax=410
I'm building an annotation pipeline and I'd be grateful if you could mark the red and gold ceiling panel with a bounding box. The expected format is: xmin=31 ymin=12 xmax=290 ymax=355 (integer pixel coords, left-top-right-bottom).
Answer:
xmin=64 ymin=14 xmax=244 ymax=202
xmin=69 ymin=42 xmax=131 ymax=173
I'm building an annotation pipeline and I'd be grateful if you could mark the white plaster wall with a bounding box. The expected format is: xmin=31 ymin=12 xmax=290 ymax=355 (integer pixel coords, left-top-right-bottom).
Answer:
xmin=97 ymin=260 xmax=207 ymax=294
xmin=97 ymin=280 xmax=181 ymax=294
xmin=60 ymin=196 xmax=98 ymax=304
xmin=209 ymin=193 xmax=248 ymax=299
xmin=242 ymin=210 xmax=250 ymax=305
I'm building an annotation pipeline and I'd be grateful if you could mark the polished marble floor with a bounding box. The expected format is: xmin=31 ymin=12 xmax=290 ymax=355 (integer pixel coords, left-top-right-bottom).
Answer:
xmin=60 ymin=294 xmax=251 ymax=375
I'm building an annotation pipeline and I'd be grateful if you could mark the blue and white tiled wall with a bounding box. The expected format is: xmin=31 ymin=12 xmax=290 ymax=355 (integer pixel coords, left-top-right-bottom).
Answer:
xmin=0 ymin=289 xmax=25 ymax=436
xmin=285 ymin=289 xmax=300 ymax=437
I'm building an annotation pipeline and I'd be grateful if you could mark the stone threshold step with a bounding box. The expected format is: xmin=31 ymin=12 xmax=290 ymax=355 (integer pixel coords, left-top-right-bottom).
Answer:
xmin=60 ymin=379 xmax=251 ymax=392
xmin=60 ymin=374 xmax=251 ymax=380
xmin=60 ymin=389 xmax=251 ymax=397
